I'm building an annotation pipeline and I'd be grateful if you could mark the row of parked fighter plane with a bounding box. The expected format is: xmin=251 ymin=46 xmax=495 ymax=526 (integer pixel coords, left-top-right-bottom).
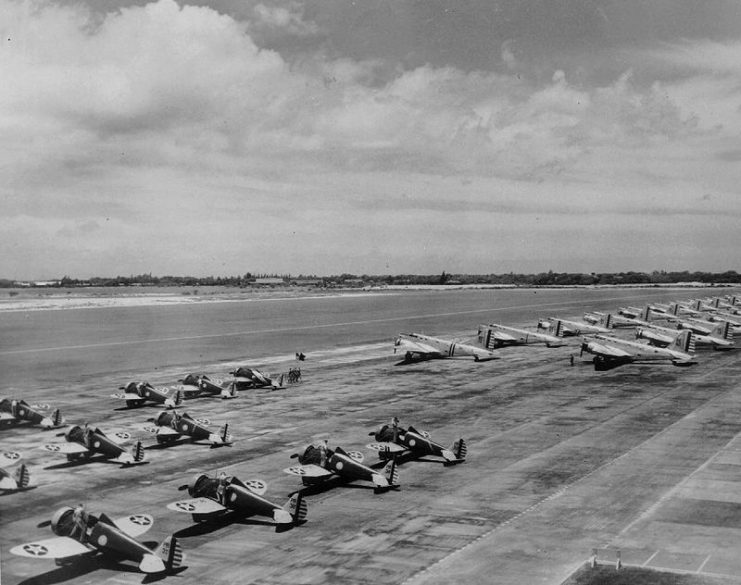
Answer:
xmin=394 ymin=294 xmax=739 ymax=371
xmin=6 ymin=417 xmax=466 ymax=576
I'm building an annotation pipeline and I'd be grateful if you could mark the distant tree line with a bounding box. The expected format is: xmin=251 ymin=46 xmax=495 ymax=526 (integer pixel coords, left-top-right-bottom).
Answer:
xmin=3 ymin=270 xmax=741 ymax=288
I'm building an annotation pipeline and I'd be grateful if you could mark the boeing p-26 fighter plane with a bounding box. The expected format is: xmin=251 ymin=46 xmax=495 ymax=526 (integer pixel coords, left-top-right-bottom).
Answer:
xmin=230 ymin=367 xmax=284 ymax=390
xmin=580 ymin=330 xmax=696 ymax=370
xmin=142 ymin=411 xmax=232 ymax=447
xmin=176 ymin=373 xmax=237 ymax=400
xmin=0 ymin=398 xmax=65 ymax=429
xmin=168 ymin=473 xmax=307 ymax=531
xmin=477 ymin=323 xmax=565 ymax=349
xmin=112 ymin=381 xmax=182 ymax=409
xmin=41 ymin=425 xmax=145 ymax=465
xmin=367 ymin=418 xmax=466 ymax=465
xmin=11 ymin=505 xmax=184 ymax=575
xmin=0 ymin=451 xmax=30 ymax=492
xmin=284 ymin=442 xmax=399 ymax=492
xmin=393 ymin=333 xmax=499 ymax=364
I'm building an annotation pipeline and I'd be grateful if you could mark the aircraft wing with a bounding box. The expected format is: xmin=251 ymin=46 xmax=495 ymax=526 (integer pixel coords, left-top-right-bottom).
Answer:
xmin=41 ymin=443 xmax=89 ymax=455
xmin=168 ymin=497 xmax=227 ymax=515
xmin=154 ymin=426 xmax=180 ymax=437
xmin=0 ymin=412 xmax=16 ymax=421
xmin=10 ymin=537 xmax=92 ymax=559
xmin=113 ymin=393 xmax=142 ymax=401
xmin=0 ymin=451 xmax=22 ymax=467
xmin=367 ymin=442 xmax=406 ymax=454
xmin=112 ymin=514 xmax=154 ymax=538
xmin=107 ymin=431 xmax=132 ymax=445
xmin=396 ymin=338 xmax=443 ymax=357
xmin=588 ymin=342 xmax=632 ymax=358
xmin=283 ymin=464 xmax=333 ymax=478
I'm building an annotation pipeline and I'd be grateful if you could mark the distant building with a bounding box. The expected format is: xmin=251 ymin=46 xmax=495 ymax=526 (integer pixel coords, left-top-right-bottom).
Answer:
xmin=253 ymin=278 xmax=285 ymax=286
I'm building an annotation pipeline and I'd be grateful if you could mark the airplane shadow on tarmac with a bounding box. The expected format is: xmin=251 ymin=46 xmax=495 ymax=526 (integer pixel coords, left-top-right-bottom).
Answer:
xmin=15 ymin=552 xmax=186 ymax=585
xmin=44 ymin=458 xmax=149 ymax=471
xmin=173 ymin=512 xmax=284 ymax=538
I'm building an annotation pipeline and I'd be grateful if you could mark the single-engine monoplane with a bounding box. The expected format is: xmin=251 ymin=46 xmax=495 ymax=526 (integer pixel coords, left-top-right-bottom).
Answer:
xmin=176 ymin=373 xmax=237 ymax=400
xmin=112 ymin=381 xmax=181 ymax=409
xmin=142 ymin=411 xmax=232 ymax=447
xmin=0 ymin=451 xmax=30 ymax=492
xmin=41 ymin=425 xmax=145 ymax=465
xmin=230 ymin=367 xmax=284 ymax=390
xmin=284 ymin=442 xmax=399 ymax=493
xmin=367 ymin=418 xmax=466 ymax=465
xmin=10 ymin=504 xmax=184 ymax=575
xmin=0 ymin=398 xmax=65 ymax=429
xmin=168 ymin=472 xmax=306 ymax=531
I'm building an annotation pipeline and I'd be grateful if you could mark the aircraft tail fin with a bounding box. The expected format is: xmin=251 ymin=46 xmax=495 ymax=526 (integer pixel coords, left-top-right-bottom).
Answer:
xmin=604 ymin=314 xmax=613 ymax=329
xmin=133 ymin=440 xmax=145 ymax=462
xmin=51 ymin=408 xmax=64 ymax=427
xmin=285 ymin=492 xmax=308 ymax=524
xmin=174 ymin=390 xmax=183 ymax=407
xmin=713 ymin=298 xmax=721 ymax=308
xmin=641 ymin=306 xmax=651 ymax=322
xmin=384 ymin=457 xmax=399 ymax=487
xmin=711 ymin=320 xmax=732 ymax=341
xmin=693 ymin=299 xmax=702 ymax=311
xmin=157 ymin=535 xmax=184 ymax=572
xmin=668 ymin=303 xmax=679 ymax=316
xmin=553 ymin=320 xmax=564 ymax=338
xmin=673 ymin=330 xmax=694 ymax=354
xmin=15 ymin=463 xmax=30 ymax=489
xmin=451 ymin=438 xmax=467 ymax=461
xmin=221 ymin=423 xmax=230 ymax=444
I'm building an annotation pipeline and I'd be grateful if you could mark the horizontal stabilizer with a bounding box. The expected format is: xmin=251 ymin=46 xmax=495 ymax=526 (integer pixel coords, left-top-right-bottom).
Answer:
xmin=113 ymin=514 xmax=154 ymax=538
xmin=283 ymin=464 xmax=333 ymax=478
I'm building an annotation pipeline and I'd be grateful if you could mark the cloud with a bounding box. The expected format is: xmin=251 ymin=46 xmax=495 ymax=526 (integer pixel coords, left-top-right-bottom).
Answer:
xmin=1 ymin=0 xmax=740 ymax=277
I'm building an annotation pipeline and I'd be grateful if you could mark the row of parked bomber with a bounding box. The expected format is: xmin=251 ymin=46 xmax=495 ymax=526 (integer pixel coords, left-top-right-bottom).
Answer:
xmin=5 ymin=414 xmax=466 ymax=576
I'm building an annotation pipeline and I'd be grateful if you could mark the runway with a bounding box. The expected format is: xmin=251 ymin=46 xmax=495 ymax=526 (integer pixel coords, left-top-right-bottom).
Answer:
xmin=2 ymin=286 xmax=741 ymax=585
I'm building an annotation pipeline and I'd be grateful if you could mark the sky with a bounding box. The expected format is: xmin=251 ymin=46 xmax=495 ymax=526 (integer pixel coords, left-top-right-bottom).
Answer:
xmin=2 ymin=0 xmax=741 ymax=278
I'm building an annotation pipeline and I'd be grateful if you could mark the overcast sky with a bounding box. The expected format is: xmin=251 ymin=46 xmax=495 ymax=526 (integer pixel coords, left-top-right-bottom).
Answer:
xmin=2 ymin=0 xmax=740 ymax=278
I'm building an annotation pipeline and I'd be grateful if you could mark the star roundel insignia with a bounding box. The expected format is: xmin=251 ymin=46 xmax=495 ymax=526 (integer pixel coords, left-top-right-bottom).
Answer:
xmin=3 ymin=452 xmax=20 ymax=460
xmin=289 ymin=466 xmax=305 ymax=475
xmin=409 ymin=439 xmax=416 ymax=447
xmin=129 ymin=515 xmax=151 ymax=526
xmin=23 ymin=543 xmax=49 ymax=556
xmin=45 ymin=444 xmax=61 ymax=452
xmin=93 ymin=441 xmax=101 ymax=448
xmin=335 ymin=461 xmax=344 ymax=470
xmin=180 ymin=424 xmax=189 ymax=431
xmin=18 ymin=409 xmax=26 ymax=416
xmin=176 ymin=502 xmax=196 ymax=512
xmin=115 ymin=433 xmax=131 ymax=440
xmin=245 ymin=480 xmax=266 ymax=491
xmin=195 ymin=418 xmax=210 ymax=425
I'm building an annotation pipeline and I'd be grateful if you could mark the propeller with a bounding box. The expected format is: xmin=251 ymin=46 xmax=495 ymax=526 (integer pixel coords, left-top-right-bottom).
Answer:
xmin=177 ymin=484 xmax=189 ymax=491
xmin=289 ymin=453 xmax=299 ymax=459
xmin=368 ymin=431 xmax=376 ymax=436
xmin=36 ymin=520 xmax=52 ymax=528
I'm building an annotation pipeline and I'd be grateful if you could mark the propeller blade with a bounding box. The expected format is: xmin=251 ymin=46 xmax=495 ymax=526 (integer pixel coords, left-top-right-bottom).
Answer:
xmin=177 ymin=484 xmax=190 ymax=491
xmin=289 ymin=453 xmax=299 ymax=459
xmin=37 ymin=520 xmax=52 ymax=528
xmin=368 ymin=431 xmax=376 ymax=436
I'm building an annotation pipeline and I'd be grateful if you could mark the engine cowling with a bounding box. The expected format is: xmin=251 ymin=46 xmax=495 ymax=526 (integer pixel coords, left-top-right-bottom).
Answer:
xmin=51 ymin=506 xmax=76 ymax=537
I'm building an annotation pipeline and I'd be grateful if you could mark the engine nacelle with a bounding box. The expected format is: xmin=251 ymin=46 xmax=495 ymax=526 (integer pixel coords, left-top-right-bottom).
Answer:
xmin=51 ymin=506 xmax=77 ymax=537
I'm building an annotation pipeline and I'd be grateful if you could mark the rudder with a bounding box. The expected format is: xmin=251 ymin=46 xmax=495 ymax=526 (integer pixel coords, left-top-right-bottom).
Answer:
xmin=157 ymin=535 xmax=184 ymax=571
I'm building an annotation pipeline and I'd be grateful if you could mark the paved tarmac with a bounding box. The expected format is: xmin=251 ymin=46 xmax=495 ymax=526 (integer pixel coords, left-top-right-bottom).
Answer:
xmin=2 ymin=287 xmax=741 ymax=585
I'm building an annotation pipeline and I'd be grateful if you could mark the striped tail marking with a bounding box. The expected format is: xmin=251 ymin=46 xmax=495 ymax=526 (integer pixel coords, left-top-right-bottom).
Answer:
xmin=288 ymin=493 xmax=308 ymax=523
xmin=133 ymin=441 xmax=145 ymax=462
xmin=15 ymin=463 xmax=30 ymax=489
xmin=159 ymin=535 xmax=184 ymax=571
xmin=454 ymin=438 xmax=467 ymax=460
xmin=384 ymin=458 xmax=399 ymax=486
